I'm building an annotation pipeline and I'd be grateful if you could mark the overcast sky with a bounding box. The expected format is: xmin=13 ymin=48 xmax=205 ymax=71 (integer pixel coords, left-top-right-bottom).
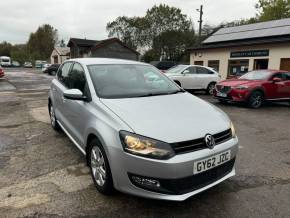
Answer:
xmin=0 ymin=0 xmax=257 ymax=45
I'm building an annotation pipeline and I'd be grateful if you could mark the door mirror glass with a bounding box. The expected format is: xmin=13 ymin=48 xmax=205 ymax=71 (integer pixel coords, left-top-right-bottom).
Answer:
xmin=272 ymin=77 xmax=282 ymax=83
xmin=63 ymin=89 xmax=87 ymax=101
xmin=182 ymin=69 xmax=190 ymax=74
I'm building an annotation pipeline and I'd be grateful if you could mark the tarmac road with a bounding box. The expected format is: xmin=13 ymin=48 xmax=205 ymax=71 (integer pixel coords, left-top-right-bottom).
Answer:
xmin=0 ymin=69 xmax=289 ymax=218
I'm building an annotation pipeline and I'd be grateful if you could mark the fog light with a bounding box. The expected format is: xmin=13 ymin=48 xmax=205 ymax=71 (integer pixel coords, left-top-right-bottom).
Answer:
xmin=131 ymin=175 xmax=160 ymax=187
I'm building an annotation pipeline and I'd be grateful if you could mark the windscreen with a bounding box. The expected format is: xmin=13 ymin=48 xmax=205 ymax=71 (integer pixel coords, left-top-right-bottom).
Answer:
xmin=87 ymin=64 xmax=181 ymax=99
xmin=239 ymin=71 xmax=272 ymax=80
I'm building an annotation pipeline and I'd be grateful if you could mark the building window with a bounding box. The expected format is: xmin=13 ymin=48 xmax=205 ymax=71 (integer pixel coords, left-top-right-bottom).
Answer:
xmin=228 ymin=59 xmax=249 ymax=77
xmin=280 ymin=58 xmax=290 ymax=71
xmin=254 ymin=59 xmax=268 ymax=70
xmin=194 ymin=61 xmax=203 ymax=66
xmin=208 ymin=60 xmax=220 ymax=72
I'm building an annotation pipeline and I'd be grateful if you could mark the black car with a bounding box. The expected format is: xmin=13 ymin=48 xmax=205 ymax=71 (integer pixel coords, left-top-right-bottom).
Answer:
xmin=44 ymin=64 xmax=60 ymax=75
xmin=150 ymin=61 xmax=176 ymax=72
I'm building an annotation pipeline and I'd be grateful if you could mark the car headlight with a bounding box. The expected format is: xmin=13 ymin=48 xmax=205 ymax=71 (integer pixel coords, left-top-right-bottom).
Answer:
xmin=119 ymin=131 xmax=175 ymax=160
xmin=235 ymin=85 xmax=248 ymax=90
xmin=230 ymin=122 xmax=236 ymax=138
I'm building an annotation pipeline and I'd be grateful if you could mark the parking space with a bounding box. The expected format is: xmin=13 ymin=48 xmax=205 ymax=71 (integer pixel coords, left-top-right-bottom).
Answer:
xmin=0 ymin=70 xmax=289 ymax=217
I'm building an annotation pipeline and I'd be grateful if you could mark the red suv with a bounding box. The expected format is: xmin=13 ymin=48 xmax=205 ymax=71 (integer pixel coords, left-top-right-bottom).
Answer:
xmin=0 ymin=67 xmax=4 ymax=78
xmin=214 ymin=70 xmax=290 ymax=108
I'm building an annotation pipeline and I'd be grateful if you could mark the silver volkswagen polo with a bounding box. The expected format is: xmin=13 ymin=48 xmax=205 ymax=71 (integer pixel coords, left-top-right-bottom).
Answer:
xmin=48 ymin=58 xmax=238 ymax=201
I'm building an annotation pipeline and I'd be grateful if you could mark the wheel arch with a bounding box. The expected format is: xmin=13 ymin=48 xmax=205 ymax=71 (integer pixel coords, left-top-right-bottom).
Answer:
xmin=248 ymin=87 xmax=265 ymax=100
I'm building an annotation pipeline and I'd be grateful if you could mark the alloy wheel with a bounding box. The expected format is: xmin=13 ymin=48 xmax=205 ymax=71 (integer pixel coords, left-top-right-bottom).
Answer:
xmin=250 ymin=92 xmax=263 ymax=108
xmin=50 ymin=104 xmax=56 ymax=127
xmin=208 ymin=84 xmax=215 ymax=95
xmin=90 ymin=146 xmax=107 ymax=187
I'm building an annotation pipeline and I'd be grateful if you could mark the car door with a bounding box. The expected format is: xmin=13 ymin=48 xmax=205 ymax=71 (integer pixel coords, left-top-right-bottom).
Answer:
xmin=281 ymin=72 xmax=290 ymax=98
xmin=195 ymin=66 xmax=217 ymax=89
xmin=179 ymin=66 xmax=201 ymax=89
xmin=61 ymin=62 xmax=92 ymax=146
xmin=52 ymin=62 xmax=73 ymax=125
xmin=266 ymin=73 xmax=285 ymax=99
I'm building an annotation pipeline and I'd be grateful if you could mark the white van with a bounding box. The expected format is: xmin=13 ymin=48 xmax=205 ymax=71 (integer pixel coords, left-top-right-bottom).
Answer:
xmin=0 ymin=56 xmax=11 ymax=67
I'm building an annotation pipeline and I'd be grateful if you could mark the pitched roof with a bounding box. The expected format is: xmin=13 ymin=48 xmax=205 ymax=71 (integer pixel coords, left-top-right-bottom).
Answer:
xmin=67 ymin=38 xmax=99 ymax=47
xmin=203 ymin=18 xmax=290 ymax=44
xmin=55 ymin=47 xmax=70 ymax=56
xmin=67 ymin=37 xmax=139 ymax=55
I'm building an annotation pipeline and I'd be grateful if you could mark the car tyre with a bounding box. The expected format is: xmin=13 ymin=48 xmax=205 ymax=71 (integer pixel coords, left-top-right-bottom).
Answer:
xmin=207 ymin=82 xmax=216 ymax=95
xmin=174 ymin=80 xmax=181 ymax=87
xmin=49 ymin=102 xmax=60 ymax=131
xmin=51 ymin=70 xmax=56 ymax=76
xmin=88 ymin=138 xmax=114 ymax=195
xmin=248 ymin=90 xmax=264 ymax=109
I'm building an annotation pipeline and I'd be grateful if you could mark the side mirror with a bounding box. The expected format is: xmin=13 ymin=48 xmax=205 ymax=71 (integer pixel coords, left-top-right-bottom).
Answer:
xmin=63 ymin=89 xmax=87 ymax=101
xmin=182 ymin=69 xmax=190 ymax=75
xmin=272 ymin=77 xmax=282 ymax=83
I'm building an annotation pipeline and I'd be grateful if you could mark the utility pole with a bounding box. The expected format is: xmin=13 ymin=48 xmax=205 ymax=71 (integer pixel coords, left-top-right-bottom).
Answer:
xmin=197 ymin=5 xmax=203 ymax=41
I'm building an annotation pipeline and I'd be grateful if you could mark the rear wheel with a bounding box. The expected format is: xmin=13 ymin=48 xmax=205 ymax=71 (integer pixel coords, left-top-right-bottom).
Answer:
xmin=207 ymin=82 xmax=216 ymax=95
xmin=88 ymin=138 xmax=114 ymax=195
xmin=50 ymin=70 xmax=56 ymax=76
xmin=248 ymin=91 xmax=264 ymax=108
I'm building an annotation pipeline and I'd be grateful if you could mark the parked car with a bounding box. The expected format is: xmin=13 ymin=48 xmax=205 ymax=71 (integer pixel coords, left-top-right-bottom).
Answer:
xmin=0 ymin=66 xmax=4 ymax=78
xmin=44 ymin=64 xmax=60 ymax=75
xmin=24 ymin=62 xmax=33 ymax=68
xmin=35 ymin=60 xmax=47 ymax=68
xmin=166 ymin=65 xmax=220 ymax=95
xmin=48 ymin=58 xmax=238 ymax=201
xmin=0 ymin=56 xmax=11 ymax=67
xmin=150 ymin=61 xmax=176 ymax=72
xmin=42 ymin=63 xmax=51 ymax=72
xmin=12 ymin=61 xmax=21 ymax=67
xmin=214 ymin=70 xmax=290 ymax=108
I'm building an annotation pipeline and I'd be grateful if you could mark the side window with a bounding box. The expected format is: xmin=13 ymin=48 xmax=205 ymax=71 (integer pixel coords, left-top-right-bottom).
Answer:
xmin=57 ymin=62 xmax=73 ymax=86
xmin=187 ymin=67 xmax=197 ymax=74
xmin=272 ymin=73 xmax=283 ymax=80
xmin=67 ymin=63 xmax=87 ymax=93
xmin=196 ymin=67 xmax=212 ymax=74
xmin=285 ymin=73 xmax=290 ymax=80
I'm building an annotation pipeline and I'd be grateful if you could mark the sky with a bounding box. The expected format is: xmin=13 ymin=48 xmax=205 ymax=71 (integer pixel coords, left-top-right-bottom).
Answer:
xmin=0 ymin=0 xmax=257 ymax=45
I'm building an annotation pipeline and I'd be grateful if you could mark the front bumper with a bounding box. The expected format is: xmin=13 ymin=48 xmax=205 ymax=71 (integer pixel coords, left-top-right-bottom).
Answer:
xmin=214 ymin=89 xmax=250 ymax=102
xmin=108 ymin=136 xmax=239 ymax=201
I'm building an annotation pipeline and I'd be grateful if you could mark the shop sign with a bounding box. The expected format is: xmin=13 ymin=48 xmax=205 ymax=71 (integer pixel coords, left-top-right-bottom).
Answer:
xmin=230 ymin=50 xmax=269 ymax=58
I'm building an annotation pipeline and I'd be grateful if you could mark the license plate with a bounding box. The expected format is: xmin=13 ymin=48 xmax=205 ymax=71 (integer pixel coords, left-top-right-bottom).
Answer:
xmin=217 ymin=92 xmax=227 ymax=97
xmin=193 ymin=150 xmax=231 ymax=174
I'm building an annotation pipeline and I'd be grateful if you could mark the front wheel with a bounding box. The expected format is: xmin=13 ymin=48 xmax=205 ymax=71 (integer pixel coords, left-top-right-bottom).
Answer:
xmin=207 ymin=82 xmax=216 ymax=95
xmin=248 ymin=91 xmax=264 ymax=108
xmin=49 ymin=103 xmax=60 ymax=131
xmin=88 ymin=139 xmax=114 ymax=195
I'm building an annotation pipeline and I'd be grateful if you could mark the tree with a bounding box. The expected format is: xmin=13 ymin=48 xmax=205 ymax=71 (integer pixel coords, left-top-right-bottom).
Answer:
xmin=107 ymin=16 xmax=149 ymax=50
xmin=256 ymin=0 xmax=290 ymax=21
xmin=26 ymin=24 xmax=58 ymax=60
xmin=0 ymin=41 xmax=13 ymax=56
xmin=107 ymin=4 xmax=195 ymax=62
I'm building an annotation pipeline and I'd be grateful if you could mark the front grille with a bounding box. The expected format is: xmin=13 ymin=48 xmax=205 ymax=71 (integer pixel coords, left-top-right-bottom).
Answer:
xmin=171 ymin=129 xmax=232 ymax=154
xmin=160 ymin=158 xmax=235 ymax=194
xmin=216 ymin=85 xmax=231 ymax=93
xmin=129 ymin=158 xmax=235 ymax=195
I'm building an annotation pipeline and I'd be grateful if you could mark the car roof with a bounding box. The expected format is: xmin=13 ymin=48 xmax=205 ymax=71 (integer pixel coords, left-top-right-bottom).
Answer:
xmin=68 ymin=58 xmax=149 ymax=66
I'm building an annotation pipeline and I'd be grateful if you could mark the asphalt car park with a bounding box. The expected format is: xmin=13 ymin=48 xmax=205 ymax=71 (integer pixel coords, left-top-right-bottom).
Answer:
xmin=0 ymin=69 xmax=289 ymax=217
